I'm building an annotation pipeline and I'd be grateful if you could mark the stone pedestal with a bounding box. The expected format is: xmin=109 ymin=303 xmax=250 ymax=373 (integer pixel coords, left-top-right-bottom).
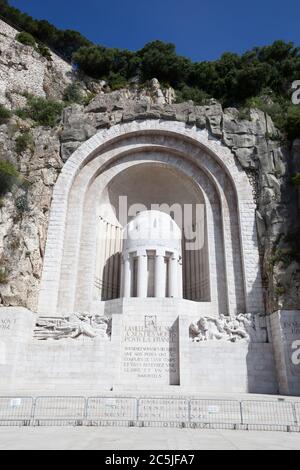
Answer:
xmin=112 ymin=313 xmax=183 ymax=389
xmin=270 ymin=310 xmax=300 ymax=396
xmin=110 ymin=304 xmax=192 ymax=391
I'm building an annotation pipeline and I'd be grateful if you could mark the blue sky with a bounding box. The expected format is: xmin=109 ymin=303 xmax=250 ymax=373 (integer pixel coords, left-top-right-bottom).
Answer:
xmin=9 ymin=0 xmax=300 ymax=61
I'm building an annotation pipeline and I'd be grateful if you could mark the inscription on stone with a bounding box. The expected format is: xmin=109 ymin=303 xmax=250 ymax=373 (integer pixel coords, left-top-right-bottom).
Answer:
xmin=0 ymin=318 xmax=15 ymax=331
xmin=120 ymin=315 xmax=180 ymax=385
xmin=283 ymin=321 xmax=300 ymax=336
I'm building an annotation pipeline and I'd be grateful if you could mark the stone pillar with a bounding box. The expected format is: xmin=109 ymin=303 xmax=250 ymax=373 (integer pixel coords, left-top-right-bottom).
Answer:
xmin=137 ymin=251 xmax=148 ymax=298
xmin=169 ymin=254 xmax=178 ymax=298
xmin=123 ymin=255 xmax=132 ymax=298
xmin=178 ymin=256 xmax=183 ymax=299
xmin=155 ymin=251 xmax=166 ymax=298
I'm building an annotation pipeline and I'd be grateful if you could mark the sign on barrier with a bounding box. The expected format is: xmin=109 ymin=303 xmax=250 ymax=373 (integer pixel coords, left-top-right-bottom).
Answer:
xmin=87 ymin=397 xmax=137 ymax=421
xmin=241 ymin=401 xmax=296 ymax=426
xmin=190 ymin=400 xmax=241 ymax=424
xmin=0 ymin=397 xmax=33 ymax=421
xmin=33 ymin=396 xmax=86 ymax=421
xmin=138 ymin=398 xmax=189 ymax=422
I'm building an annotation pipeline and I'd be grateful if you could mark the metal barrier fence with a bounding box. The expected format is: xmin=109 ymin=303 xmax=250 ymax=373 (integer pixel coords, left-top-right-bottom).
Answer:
xmin=0 ymin=396 xmax=299 ymax=432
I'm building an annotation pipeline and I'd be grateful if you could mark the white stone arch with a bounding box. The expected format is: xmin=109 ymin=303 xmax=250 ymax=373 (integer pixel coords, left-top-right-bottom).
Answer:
xmin=69 ymin=154 xmax=226 ymax=315
xmin=38 ymin=120 xmax=264 ymax=316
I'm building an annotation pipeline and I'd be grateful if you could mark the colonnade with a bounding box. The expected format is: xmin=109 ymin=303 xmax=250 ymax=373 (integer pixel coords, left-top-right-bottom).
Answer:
xmin=122 ymin=250 xmax=183 ymax=299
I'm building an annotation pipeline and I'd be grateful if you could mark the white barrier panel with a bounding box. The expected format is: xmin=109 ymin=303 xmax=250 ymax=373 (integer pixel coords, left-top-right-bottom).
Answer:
xmin=87 ymin=397 xmax=137 ymax=421
xmin=34 ymin=397 xmax=86 ymax=421
xmin=241 ymin=401 xmax=295 ymax=426
xmin=138 ymin=398 xmax=189 ymax=422
xmin=190 ymin=400 xmax=241 ymax=424
xmin=0 ymin=397 xmax=33 ymax=421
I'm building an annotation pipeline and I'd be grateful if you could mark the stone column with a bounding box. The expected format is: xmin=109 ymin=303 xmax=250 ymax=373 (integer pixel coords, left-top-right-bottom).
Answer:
xmin=155 ymin=250 xmax=166 ymax=298
xmin=169 ymin=254 xmax=178 ymax=298
xmin=123 ymin=255 xmax=132 ymax=298
xmin=137 ymin=251 xmax=148 ymax=298
xmin=178 ymin=256 xmax=183 ymax=299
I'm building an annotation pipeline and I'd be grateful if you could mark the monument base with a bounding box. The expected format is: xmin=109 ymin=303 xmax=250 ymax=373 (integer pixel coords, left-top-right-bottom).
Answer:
xmin=0 ymin=306 xmax=299 ymax=396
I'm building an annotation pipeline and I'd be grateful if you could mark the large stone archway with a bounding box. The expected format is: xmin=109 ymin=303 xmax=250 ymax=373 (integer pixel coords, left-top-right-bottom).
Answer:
xmin=38 ymin=120 xmax=264 ymax=317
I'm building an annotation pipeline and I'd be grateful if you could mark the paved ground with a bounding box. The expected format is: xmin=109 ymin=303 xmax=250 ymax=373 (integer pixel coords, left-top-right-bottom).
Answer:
xmin=0 ymin=427 xmax=300 ymax=450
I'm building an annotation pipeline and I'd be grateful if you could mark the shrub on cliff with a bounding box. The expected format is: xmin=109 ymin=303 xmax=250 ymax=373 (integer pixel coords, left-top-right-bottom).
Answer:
xmin=176 ymin=86 xmax=210 ymax=105
xmin=16 ymin=96 xmax=64 ymax=127
xmin=0 ymin=160 xmax=20 ymax=196
xmin=0 ymin=264 xmax=8 ymax=284
xmin=36 ymin=42 xmax=52 ymax=61
xmin=15 ymin=131 xmax=35 ymax=154
xmin=16 ymin=31 xmax=36 ymax=47
xmin=63 ymin=83 xmax=84 ymax=104
xmin=0 ymin=104 xmax=11 ymax=124
xmin=108 ymin=73 xmax=128 ymax=91
xmin=16 ymin=32 xmax=52 ymax=61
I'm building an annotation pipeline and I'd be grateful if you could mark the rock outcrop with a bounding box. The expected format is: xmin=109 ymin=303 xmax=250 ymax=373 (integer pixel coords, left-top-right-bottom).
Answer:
xmin=0 ymin=19 xmax=73 ymax=108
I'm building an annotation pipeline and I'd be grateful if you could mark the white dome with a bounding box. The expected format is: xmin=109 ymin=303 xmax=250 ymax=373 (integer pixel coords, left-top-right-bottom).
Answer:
xmin=124 ymin=210 xmax=181 ymax=243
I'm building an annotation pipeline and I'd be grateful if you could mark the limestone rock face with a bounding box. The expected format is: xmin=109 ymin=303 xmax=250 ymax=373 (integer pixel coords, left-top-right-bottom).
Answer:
xmin=0 ymin=19 xmax=73 ymax=108
xmin=0 ymin=121 xmax=63 ymax=310
xmin=0 ymin=19 xmax=299 ymax=313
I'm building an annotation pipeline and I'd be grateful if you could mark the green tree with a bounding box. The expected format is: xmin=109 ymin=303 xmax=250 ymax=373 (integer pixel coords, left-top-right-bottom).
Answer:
xmin=138 ymin=41 xmax=192 ymax=86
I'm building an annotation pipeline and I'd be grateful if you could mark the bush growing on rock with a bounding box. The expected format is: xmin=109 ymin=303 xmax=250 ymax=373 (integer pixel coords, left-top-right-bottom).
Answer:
xmin=36 ymin=42 xmax=52 ymax=61
xmin=0 ymin=160 xmax=20 ymax=196
xmin=16 ymin=31 xmax=36 ymax=48
xmin=0 ymin=104 xmax=11 ymax=124
xmin=108 ymin=73 xmax=128 ymax=91
xmin=15 ymin=194 xmax=29 ymax=213
xmin=16 ymin=32 xmax=52 ymax=61
xmin=0 ymin=264 xmax=8 ymax=284
xmin=16 ymin=96 xmax=64 ymax=127
xmin=63 ymin=83 xmax=84 ymax=104
xmin=15 ymin=131 xmax=35 ymax=154
xmin=176 ymin=86 xmax=210 ymax=105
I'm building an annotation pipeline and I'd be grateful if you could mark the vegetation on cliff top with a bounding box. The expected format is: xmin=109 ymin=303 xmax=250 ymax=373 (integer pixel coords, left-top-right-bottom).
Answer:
xmin=0 ymin=0 xmax=300 ymax=138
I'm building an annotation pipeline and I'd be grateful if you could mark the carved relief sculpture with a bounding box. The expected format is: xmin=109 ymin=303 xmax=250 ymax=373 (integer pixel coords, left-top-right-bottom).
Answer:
xmin=34 ymin=313 xmax=112 ymax=341
xmin=190 ymin=314 xmax=267 ymax=343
